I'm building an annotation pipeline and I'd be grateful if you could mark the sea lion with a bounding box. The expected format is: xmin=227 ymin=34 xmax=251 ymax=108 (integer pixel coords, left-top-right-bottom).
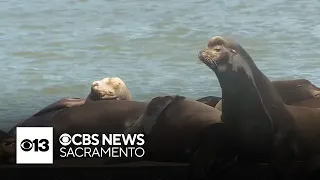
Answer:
xmin=8 ymin=77 xmax=132 ymax=135
xmin=126 ymin=95 xmax=222 ymax=162
xmin=7 ymin=100 xmax=148 ymax=163
xmin=271 ymin=79 xmax=320 ymax=105
xmin=32 ymin=77 xmax=132 ymax=117
xmin=212 ymin=79 xmax=320 ymax=111
xmin=290 ymin=98 xmax=320 ymax=108
xmin=192 ymin=36 xmax=320 ymax=180
xmin=196 ymin=96 xmax=222 ymax=107
xmin=7 ymin=96 xmax=222 ymax=165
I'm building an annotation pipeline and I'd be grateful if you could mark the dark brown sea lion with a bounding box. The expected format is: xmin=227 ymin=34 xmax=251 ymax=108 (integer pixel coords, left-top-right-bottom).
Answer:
xmin=271 ymin=79 xmax=320 ymax=105
xmin=10 ymin=100 xmax=147 ymax=134
xmin=214 ymin=79 xmax=320 ymax=111
xmin=196 ymin=96 xmax=222 ymax=107
xmin=7 ymin=100 xmax=148 ymax=164
xmin=126 ymin=95 xmax=222 ymax=162
xmin=192 ymin=36 xmax=320 ymax=180
xmin=290 ymin=98 xmax=320 ymax=108
xmin=32 ymin=77 xmax=132 ymax=117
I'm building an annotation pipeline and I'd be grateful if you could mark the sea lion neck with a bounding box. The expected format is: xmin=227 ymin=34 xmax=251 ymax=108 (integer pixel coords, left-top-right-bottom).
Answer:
xmin=218 ymin=69 xmax=272 ymax=126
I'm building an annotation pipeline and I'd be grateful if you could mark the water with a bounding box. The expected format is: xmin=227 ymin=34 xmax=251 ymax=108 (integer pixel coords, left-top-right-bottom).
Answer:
xmin=0 ymin=0 xmax=319 ymax=130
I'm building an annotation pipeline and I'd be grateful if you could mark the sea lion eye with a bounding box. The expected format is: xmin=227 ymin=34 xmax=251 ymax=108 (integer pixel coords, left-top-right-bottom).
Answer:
xmin=297 ymin=85 xmax=302 ymax=88
xmin=214 ymin=47 xmax=221 ymax=52
xmin=231 ymin=49 xmax=236 ymax=53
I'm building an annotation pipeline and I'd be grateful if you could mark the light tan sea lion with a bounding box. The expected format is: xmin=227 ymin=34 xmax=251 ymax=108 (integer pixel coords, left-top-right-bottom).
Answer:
xmin=32 ymin=77 xmax=132 ymax=117
xmin=8 ymin=77 xmax=132 ymax=136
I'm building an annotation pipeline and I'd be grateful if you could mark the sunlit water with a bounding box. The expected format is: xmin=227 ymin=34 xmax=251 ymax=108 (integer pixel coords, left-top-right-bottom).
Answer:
xmin=0 ymin=0 xmax=319 ymax=130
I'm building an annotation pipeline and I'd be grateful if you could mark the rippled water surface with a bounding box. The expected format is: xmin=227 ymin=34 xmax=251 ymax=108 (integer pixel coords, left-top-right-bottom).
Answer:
xmin=0 ymin=0 xmax=320 ymax=130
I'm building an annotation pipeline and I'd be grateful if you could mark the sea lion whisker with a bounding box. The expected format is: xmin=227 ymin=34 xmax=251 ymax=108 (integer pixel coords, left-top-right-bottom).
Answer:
xmin=204 ymin=56 xmax=218 ymax=68
xmin=212 ymin=60 xmax=218 ymax=68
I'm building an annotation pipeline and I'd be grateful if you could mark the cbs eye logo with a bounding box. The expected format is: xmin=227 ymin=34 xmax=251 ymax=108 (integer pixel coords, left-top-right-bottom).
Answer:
xmin=59 ymin=133 xmax=72 ymax=146
xmin=20 ymin=138 xmax=50 ymax=152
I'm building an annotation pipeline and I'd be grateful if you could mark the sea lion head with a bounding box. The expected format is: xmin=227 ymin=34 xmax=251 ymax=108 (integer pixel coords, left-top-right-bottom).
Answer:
xmin=198 ymin=36 xmax=258 ymax=93
xmin=272 ymin=79 xmax=320 ymax=104
xmin=198 ymin=36 xmax=253 ymax=74
xmin=88 ymin=77 xmax=132 ymax=101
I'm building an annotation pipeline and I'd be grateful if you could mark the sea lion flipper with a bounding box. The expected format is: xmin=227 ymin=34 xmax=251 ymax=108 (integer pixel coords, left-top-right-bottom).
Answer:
xmin=142 ymin=95 xmax=186 ymax=135
xmin=188 ymin=142 xmax=219 ymax=180
xmin=188 ymin=123 xmax=236 ymax=180
xmin=125 ymin=95 xmax=185 ymax=135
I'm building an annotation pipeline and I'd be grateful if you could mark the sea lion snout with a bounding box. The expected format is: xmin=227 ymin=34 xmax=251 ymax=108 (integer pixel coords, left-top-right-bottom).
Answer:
xmin=310 ymin=85 xmax=320 ymax=98
xmin=198 ymin=49 xmax=221 ymax=69
xmin=89 ymin=80 xmax=118 ymax=100
xmin=198 ymin=51 xmax=208 ymax=60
